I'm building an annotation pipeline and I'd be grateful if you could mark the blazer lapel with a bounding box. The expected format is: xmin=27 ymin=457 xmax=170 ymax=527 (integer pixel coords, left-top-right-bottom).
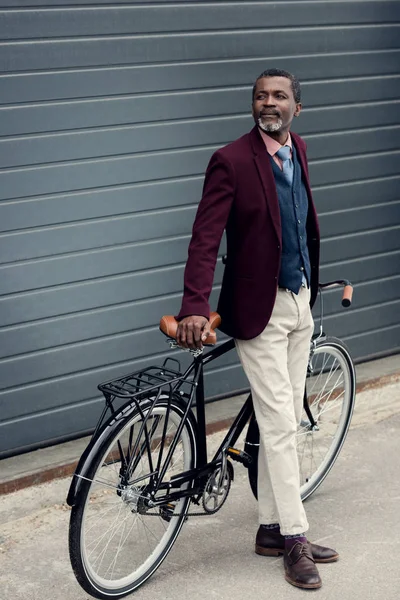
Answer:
xmin=249 ymin=126 xmax=281 ymax=242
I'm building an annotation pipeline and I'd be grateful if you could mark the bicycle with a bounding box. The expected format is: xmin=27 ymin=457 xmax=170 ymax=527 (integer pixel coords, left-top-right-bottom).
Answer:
xmin=67 ymin=279 xmax=355 ymax=600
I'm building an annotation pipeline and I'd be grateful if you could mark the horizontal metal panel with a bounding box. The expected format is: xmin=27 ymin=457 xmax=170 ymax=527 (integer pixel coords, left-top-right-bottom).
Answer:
xmin=2 ymin=2 xmax=397 ymax=40
xmin=0 ymin=294 xmax=181 ymax=360
xmin=319 ymin=201 xmax=400 ymax=238
xmin=1 ymin=174 xmax=398 ymax=235
xmin=0 ymin=264 xmax=224 ymax=327
xmin=0 ymin=265 xmax=181 ymax=326
xmin=320 ymin=250 xmax=400 ymax=286
xmin=297 ymin=101 xmax=400 ymax=137
xmin=0 ymin=206 xmax=197 ymax=263
xmin=1 ymin=25 xmax=398 ymax=72
xmin=0 ymin=354 xmax=162 ymax=422
xmin=321 ymin=226 xmax=400 ymax=263
xmin=0 ymin=236 xmax=191 ymax=295
xmin=1 ymin=0 xmax=229 ymax=5
xmin=0 ymin=328 xmax=179 ymax=390
xmin=345 ymin=325 xmax=400 ymax=362
xmin=0 ymin=266 xmax=183 ymax=326
xmin=0 ymin=178 xmax=203 ymax=234
xmin=2 ymin=0 xmax=392 ymax=5
xmin=2 ymin=113 xmax=400 ymax=170
xmin=2 ymin=76 xmax=400 ymax=137
xmin=310 ymin=151 xmax=400 ymax=187
xmin=2 ymin=177 xmax=150 ymax=229
xmin=0 ymin=399 xmax=103 ymax=457
xmin=2 ymin=145 xmax=399 ymax=203
xmin=0 ymin=146 xmax=213 ymax=201
xmin=204 ymin=363 xmax=248 ymax=400
xmin=1 ymin=50 xmax=399 ymax=104
xmin=314 ymin=176 xmax=400 ymax=213
xmin=306 ymin=127 xmax=400 ymax=161
xmin=0 ymin=118 xmax=244 ymax=169
xmin=326 ymin=300 xmax=400 ymax=339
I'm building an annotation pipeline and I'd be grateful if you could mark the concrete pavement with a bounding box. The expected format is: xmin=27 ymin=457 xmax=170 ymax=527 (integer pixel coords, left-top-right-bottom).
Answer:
xmin=1 ymin=377 xmax=400 ymax=600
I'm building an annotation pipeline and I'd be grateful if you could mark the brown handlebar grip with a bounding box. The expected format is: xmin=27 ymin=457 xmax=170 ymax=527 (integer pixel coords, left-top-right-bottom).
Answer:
xmin=342 ymin=285 xmax=353 ymax=307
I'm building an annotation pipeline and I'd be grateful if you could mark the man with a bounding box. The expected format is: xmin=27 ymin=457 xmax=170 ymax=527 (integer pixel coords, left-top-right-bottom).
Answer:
xmin=176 ymin=69 xmax=338 ymax=589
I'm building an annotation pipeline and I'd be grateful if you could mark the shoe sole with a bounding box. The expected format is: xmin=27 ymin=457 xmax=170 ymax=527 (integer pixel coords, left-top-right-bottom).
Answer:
xmin=285 ymin=573 xmax=322 ymax=589
xmin=255 ymin=545 xmax=339 ymax=563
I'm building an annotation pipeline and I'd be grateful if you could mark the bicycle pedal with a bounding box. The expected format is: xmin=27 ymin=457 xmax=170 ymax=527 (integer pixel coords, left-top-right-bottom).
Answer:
xmin=159 ymin=503 xmax=175 ymax=522
xmin=227 ymin=447 xmax=253 ymax=467
xmin=159 ymin=502 xmax=189 ymax=522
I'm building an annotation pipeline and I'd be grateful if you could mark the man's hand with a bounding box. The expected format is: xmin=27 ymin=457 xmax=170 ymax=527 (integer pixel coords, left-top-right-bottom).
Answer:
xmin=176 ymin=316 xmax=211 ymax=350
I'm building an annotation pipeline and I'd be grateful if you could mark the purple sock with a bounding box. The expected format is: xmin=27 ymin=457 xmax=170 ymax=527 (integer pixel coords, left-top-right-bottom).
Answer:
xmin=261 ymin=523 xmax=280 ymax=533
xmin=285 ymin=535 xmax=307 ymax=551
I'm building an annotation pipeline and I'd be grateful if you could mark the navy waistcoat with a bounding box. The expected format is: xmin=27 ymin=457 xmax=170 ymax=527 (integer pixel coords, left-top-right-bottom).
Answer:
xmin=270 ymin=144 xmax=311 ymax=293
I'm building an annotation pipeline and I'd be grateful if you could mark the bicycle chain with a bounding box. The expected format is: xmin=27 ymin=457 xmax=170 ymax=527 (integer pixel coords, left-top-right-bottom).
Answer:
xmin=148 ymin=511 xmax=214 ymax=517
xmin=145 ymin=504 xmax=215 ymax=518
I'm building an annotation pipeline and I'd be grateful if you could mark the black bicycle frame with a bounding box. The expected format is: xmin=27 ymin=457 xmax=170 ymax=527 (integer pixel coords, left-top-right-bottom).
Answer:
xmin=151 ymin=339 xmax=254 ymax=503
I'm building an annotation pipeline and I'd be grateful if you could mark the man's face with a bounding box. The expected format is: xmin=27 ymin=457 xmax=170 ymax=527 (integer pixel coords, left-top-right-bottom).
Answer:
xmin=252 ymin=76 xmax=301 ymax=134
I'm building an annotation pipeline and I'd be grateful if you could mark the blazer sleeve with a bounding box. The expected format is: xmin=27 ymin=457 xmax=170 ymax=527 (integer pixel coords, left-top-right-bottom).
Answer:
xmin=176 ymin=150 xmax=236 ymax=320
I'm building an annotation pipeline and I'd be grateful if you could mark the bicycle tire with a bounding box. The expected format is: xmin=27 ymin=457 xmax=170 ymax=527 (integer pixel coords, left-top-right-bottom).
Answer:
xmin=245 ymin=336 xmax=356 ymax=502
xmin=69 ymin=395 xmax=197 ymax=599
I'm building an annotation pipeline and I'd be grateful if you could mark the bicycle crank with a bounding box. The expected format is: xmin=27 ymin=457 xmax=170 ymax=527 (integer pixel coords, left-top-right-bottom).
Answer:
xmin=201 ymin=457 xmax=234 ymax=514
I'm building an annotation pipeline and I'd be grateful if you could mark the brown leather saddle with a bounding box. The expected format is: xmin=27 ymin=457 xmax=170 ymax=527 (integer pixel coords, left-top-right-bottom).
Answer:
xmin=159 ymin=312 xmax=221 ymax=345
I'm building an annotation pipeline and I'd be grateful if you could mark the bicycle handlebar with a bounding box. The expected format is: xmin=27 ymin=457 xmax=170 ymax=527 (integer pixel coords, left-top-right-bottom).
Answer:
xmin=319 ymin=280 xmax=353 ymax=307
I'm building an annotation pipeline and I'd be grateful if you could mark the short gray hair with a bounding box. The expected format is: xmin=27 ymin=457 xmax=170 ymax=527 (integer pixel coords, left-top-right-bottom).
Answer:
xmin=252 ymin=69 xmax=301 ymax=103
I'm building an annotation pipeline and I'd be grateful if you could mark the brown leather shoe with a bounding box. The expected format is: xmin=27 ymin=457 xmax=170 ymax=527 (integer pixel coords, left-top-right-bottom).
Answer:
xmin=284 ymin=542 xmax=322 ymax=589
xmin=255 ymin=527 xmax=339 ymax=563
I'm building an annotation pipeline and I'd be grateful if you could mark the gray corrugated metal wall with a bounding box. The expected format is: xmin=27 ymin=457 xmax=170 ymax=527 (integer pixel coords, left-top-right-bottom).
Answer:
xmin=0 ymin=1 xmax=399 ymax=457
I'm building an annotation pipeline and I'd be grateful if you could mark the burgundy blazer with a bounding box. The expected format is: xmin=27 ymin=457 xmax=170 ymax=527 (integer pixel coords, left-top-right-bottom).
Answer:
xmin=177 ymin=126 xmax=320 ymax=340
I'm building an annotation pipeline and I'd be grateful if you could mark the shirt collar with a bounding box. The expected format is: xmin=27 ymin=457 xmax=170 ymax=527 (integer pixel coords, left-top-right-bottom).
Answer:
xmin=258 ymin=129 xmax=292 ymax=157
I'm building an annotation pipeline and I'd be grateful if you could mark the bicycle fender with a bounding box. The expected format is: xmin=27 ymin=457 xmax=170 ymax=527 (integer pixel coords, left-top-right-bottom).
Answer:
xmin=66 ymin=430 xmax=107 ymax=507
xmin=66 ymin=400 xmax=143 ymax=507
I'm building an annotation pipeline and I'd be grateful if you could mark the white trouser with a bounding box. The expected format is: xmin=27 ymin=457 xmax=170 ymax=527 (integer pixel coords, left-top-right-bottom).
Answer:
xmin=235 ymin=286 xmax=314 ymax=535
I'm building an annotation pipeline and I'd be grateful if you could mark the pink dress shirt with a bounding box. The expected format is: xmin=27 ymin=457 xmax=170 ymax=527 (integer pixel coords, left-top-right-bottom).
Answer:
xmin=258 ymin=130 xmax=293 ymax=169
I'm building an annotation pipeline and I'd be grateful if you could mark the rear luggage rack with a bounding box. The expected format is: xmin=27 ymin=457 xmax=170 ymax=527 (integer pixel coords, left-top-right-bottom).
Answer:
xmin=98 ymin=365 xmax=186 ymax=400
xmin=94 ymin=359 xmax=198 ymax=436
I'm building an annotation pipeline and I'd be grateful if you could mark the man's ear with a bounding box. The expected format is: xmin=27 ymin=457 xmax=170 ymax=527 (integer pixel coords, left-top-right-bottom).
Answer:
xmin=294 ymin=102 xmax=302 ymax=117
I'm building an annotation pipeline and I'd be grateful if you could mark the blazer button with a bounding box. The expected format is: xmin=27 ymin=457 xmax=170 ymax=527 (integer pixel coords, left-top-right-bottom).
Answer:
xmin=277 ymin=245 xmax=280 ymax=249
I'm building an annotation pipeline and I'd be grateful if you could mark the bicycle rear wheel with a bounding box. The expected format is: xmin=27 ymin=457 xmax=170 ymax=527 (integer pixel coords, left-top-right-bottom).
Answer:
xmin=69 ymin=396 xmax=197 ymax=599
xmin=246 ymin=336 xmax=356 ymax=501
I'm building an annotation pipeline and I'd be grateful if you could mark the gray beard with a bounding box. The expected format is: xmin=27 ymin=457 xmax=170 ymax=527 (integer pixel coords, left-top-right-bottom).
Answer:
xmin=257 ymin=116 xmax=283 ymax=133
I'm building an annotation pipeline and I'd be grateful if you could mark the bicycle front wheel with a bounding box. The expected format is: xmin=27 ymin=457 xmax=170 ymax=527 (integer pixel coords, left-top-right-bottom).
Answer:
xmin=69 ymin=396 xmax=197 ymax=599
xmin=297 ymin=336 xmax=355 ymax=500
xmin=246 ymin=336 xmax=355 ymax=502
